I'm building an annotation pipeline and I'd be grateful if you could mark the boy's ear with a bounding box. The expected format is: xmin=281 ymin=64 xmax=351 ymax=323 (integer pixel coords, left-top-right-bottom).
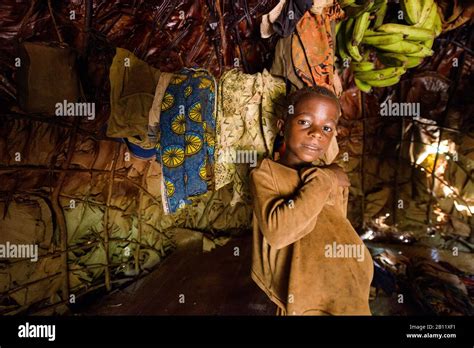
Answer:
xmin=276 ymin=118 xmax=285 ymax=135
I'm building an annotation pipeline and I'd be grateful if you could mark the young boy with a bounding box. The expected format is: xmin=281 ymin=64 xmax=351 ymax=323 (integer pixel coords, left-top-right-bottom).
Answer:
xmin=249 ymin=86 xmax=373 ymax=315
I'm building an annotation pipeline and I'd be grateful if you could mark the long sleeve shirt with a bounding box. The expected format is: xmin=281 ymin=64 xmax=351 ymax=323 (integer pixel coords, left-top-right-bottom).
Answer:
xmin=250 ymin=158 xmax=373 ymax=315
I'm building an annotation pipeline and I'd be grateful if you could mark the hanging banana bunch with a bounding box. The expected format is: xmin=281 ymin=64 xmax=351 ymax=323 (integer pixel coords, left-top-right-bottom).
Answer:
xmin=336 ymin=0 xmax=443 ymax=93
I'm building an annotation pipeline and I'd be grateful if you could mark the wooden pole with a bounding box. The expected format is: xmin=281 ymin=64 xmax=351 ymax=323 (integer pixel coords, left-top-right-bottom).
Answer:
xmin=103 ymin=144 xmax=120 ymax=291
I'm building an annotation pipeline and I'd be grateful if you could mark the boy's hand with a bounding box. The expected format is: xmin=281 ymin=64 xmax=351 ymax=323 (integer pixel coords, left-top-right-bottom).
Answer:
xmin=325 ymin=163 xmax=351 ymax=187
xmin=299 ymin=164 xmax=350 ymax=188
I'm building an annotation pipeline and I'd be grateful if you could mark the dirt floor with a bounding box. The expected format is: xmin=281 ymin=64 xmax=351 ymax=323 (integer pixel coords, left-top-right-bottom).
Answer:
xmin=76 ymin=232 xmax=276 ymax=315
xmin=75 ymin=233 xmax=474 ymax=316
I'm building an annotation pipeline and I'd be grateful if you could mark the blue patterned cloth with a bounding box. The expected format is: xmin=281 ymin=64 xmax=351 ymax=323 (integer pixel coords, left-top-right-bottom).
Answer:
xmin=156 ymin=68 xmax=216 ymax=214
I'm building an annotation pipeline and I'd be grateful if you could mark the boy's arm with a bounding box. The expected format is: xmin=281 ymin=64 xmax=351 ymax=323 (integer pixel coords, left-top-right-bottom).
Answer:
xmin=250 ymin=164 xmax=338 ymax=250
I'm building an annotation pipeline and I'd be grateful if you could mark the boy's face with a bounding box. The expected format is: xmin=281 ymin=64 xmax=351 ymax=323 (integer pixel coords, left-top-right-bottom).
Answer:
xmin=278 ymin=94 xmax=339 ymax=168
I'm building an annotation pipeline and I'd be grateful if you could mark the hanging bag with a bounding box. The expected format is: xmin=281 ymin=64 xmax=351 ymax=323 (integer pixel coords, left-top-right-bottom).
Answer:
xmin=15 ymin=0 xmax=80 ymax=114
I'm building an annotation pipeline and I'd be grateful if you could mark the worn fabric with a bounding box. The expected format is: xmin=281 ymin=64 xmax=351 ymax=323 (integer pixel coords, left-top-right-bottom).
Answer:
xmin=250 ymin=158 xmax=373 ymax=315
xmin=310 ymin=0 xmax=335 ymax=14
xmin=272 ymin=0 xmax=313 ymax=37
xmin=157 ymin=68 xmax=216 ymax=214
xmin=148 ymin=71 xmax=174 ymax=145
xmin=107 ymin=47 xmax=161 ymax=147
xmin=260 ymin=0 xmax=287 ymax=38
xmin=270 ymin=35 xmax=305 ymax=90
xmin=291 ymin=4 xmax=343 ymax=93
xmin=215 ymin=69 xmax=286 ymax=206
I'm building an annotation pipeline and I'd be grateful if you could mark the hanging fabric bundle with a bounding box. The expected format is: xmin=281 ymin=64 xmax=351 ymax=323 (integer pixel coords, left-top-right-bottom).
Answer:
xmin=214 ymin=69 xmax=286 ymax=206
xmin=156 ymin=68 xmax=216 ymax=214
xmin=108 ymin=47 xmax=161 ymax=158
xmin=291 ymin=1 xmax=344 ymax=93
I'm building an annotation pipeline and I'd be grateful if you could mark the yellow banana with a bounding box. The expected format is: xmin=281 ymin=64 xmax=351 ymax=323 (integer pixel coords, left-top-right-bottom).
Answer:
xmin=355 ymin=66 xmax=406 ymax=80
xmin=375 ymin=40 xmax=425 ymax=54
xmin=377 ymin=23 xmax=435 ymax=41
xmin=352 ymin=12 xmax=371 ymax=46
xmin=364 ymin=75 xmax=402 ymax=87
xmin=400 ymin=0 xmax=421 ymax=25
xmin=355 ymin=78 xmax=372 ymax=93
xmin=362 ymin=33 xmax=404 ymax=45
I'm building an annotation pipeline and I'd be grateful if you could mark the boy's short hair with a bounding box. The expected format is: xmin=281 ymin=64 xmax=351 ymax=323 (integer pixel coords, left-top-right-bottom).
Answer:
xmin=284 ymin=86 xmax=342 ymax=121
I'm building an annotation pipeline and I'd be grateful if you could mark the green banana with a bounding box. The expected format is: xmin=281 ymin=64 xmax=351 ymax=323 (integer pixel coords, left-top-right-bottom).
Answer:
xmin=418 ymin=2 xmax=438 ymax=29
xmin=344 ymin=0 xmax=374 ymax=17
xmin=336 ymin=21 xmax=343 ymax=36
xmin=423 ymin=38 xmax=434 ymax=49
xmin=351 ymin=61 xmax=376 ymax=72
xmin=433 ymin=11 xmax=442 ymax=36
xmin=371 ymin=0 xmax=387 ymax=12
xmin=364 ymin=75 xmax=402 ymax=87
xmin=417 ymin=0 xmax=435 ymax=26
xmin=362 ymin=33 xmax=404 ymax=45
xmin=405 ymin=56 xmax=423 ymax=68
xmin=400 ymin=0 xmax=421 ymax=25
xmin=364 ymin=29 xmax=385 ymax=36
xmin=337 ymin=23 xmax=350 ymax=62
xmin=352 ymin=12 xmax=371 ymax=46
xmin=377 ymin=23 xmax=435 ymax=41
xmin=375 ymin=40 xmax=425 ymax=54
xmin=355 ymin=66 xmax=405 ymax=80
xmin=338 ymin=0 xmax=356 ymax=8
xmin=373 ymin=0 xmax=388 ymax=29
xmin=355 ymin=78 xmax=373 ymax=93
xmin=378 ymin=53 xmax=409 ymax=67
xmin=406 ymin=45 xmax=433 ymax=57
xmin=345 ymin=18 xmax=363 ymax=62
xmin=362 ymin=49 xmax=372 ymax=61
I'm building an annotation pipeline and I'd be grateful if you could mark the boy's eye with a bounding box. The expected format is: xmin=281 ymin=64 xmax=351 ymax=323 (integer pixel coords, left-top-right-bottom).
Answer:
xmin=297 ymin=120 xmax=310 ymax=126
xmin=323 ymin=126 xmax=333 ymax=132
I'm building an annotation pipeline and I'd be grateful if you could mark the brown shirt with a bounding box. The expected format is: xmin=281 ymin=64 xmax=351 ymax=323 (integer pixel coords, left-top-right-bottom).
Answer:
xmin=250 ymin=158 xmax=373 ymax=315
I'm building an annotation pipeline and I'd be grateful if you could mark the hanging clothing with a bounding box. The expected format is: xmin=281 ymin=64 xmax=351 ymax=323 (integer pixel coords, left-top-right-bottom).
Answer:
xmin=108 ymin=48 xmax=161 ymax=151
xmin=250 ymin=158 xmax=374 ymax=315
xmin=272 ymin=0 xmax=313 ymax=37
xmin=156 ymin=68 xmax=216 ymax=214
xmin=214 ymin=69 xmax=286 ymax=206
xmin=270 ymin=34 xmax=305 ymax=90
xmin=291 ymin=4 xmax=344 ymax=93
xmin=148 ymin=72 xmax=174 ymax=146
xmin=260 ymin=0 xmax=287 ymax=38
